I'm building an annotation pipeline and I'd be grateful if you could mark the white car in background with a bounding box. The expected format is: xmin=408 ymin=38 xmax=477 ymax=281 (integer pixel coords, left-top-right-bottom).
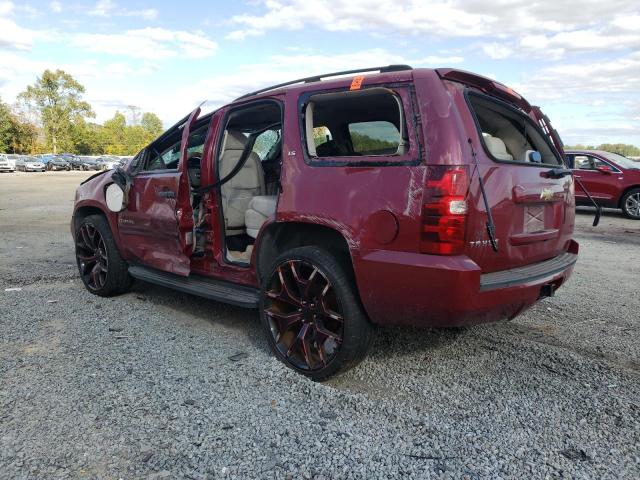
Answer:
xmin=0 ymin=154 xmax=15 ymax=172
xmin=96 ymin=156 xmax=121 ymax=170
xmin=15 ymin=156 xmax=46 ymax=172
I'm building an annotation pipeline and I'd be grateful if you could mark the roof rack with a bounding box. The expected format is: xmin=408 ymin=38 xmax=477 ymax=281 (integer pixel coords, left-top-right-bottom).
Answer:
xmin=234 ymin=64 xmax=413 ymax=101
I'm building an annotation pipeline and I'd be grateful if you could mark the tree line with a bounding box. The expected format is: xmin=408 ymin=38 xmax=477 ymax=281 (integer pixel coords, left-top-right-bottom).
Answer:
xmin=0 ymin=69 xmax=164 ymax=156
xmin=564 ymin=143 xmax=640 ymax=157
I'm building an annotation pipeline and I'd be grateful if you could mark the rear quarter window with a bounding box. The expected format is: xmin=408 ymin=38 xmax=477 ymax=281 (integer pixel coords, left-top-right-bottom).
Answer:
xmin=300 ymin=86 xmax=419 ymax=166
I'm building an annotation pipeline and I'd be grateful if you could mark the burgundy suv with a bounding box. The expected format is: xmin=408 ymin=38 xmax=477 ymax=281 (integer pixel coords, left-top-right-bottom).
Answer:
xmin=565 ymin=150 xmax=640 ymax=219
xmin=72 ymin=66 xmax=578 ymax=379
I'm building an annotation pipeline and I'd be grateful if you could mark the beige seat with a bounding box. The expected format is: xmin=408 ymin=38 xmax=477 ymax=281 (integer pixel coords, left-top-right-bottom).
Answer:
xmin=219 ymin=130 xmax=265 ymax=235
xmin=483 ymin=134 xmax=513 ymax=161
xmin=245 ymin=195 xmax=277 ymax=238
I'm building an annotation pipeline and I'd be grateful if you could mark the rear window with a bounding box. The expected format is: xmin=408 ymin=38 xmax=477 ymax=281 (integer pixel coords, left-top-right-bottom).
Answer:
xmin=303 ymin=87 xmax=409 ymax=161
xmin=468 ymin=94 xmax=561 ymax=166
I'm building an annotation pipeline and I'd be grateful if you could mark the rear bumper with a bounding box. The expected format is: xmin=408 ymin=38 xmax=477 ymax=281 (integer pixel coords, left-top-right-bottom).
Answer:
xmin=353 ymin=240 xmax=579 ymax=327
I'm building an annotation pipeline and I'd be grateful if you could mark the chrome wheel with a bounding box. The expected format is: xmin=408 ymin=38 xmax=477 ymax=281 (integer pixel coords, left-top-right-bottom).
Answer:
xmin=76 ymin=223 xmax=109 ymax=290
xmin=264 ymin=259 xmax=344 ymax=371
xmin=624 ymin=192 xmax=640 ymax=218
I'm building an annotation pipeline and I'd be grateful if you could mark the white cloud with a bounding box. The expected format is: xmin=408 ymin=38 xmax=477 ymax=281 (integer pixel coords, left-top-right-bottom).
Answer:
xmin=0 ymin=12 xmax=40 ymax=51
xmin=481 ymin=43 xmax=513 ymax=60
xmin=0 ymin=0 xmax=13 ymax=16
xmin=88 ymin=0 xmax=158 ymax=20
xmin=88 ymin=0 xmax=114 ymax=17
xmin=49 ymin=1 xmax=61 ymax=13
xmin=227 ymin=0 xmax=639 ymax=40
xmin=516 ymin=52 xmax=640 ymax=101
xmin=72 ymin=28 xmax=218 ymax=60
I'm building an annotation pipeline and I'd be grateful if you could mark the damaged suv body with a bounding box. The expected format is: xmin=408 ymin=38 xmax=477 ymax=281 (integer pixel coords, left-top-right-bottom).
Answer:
xmin=72 ymin=65 xmax=578 ymax=379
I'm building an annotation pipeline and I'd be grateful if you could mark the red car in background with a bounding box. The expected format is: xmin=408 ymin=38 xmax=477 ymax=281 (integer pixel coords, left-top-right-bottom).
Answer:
xmin=566 ymin=150 xmax=640 ymax=219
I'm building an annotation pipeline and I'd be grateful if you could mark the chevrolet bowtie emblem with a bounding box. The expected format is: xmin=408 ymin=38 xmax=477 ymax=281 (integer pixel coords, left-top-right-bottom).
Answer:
xmin=540 ymin=188 xmax=554 ymax=201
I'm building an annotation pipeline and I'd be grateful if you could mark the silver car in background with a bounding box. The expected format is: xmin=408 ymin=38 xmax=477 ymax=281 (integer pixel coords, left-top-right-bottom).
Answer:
xmin=15 ymin=156 xmax=46 ymax=172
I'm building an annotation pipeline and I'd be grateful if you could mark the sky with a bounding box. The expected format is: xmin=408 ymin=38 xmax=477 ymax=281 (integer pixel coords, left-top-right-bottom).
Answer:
xmin=1 ymin=0 xmax=639 ymax=146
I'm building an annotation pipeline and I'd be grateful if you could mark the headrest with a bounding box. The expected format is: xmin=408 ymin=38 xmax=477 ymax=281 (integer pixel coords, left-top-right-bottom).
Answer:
xmin=223 ymin=130 xmax=248 ymax=151
xmin=484 ymin=134 xmax=513 ymax=161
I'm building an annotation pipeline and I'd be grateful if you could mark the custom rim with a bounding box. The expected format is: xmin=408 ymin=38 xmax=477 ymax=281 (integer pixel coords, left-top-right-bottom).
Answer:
xmin=624 ymin=192 xmax=640 ymax=217
xmin=264 ymin=259 xmax=344 ymax=371
xmin=76 ymin=223 xmax=109 ymax=290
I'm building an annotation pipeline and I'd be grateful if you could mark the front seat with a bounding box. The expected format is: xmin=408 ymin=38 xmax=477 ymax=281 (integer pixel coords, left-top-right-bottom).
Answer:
xmin=483 ymin=134 xmax=514 ymax=161
xmin=219 ymin=130 xmax=265 ymax=236
xmin=245 ymin=196 xmax=277 ymax=238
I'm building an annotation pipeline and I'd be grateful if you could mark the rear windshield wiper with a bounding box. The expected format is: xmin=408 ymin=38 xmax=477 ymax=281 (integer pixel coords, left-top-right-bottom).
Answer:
xmin=468 ymin=139 xmax=499 ymax=252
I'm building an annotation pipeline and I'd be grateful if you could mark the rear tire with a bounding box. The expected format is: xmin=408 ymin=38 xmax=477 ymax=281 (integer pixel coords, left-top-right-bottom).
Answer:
xmin=260 ymin=246 xmax=374 ymax=381
xmin=621 ymin=188 xmax=640 ymax=219
xmin=75 ymin=214 xmax=133 ymax=296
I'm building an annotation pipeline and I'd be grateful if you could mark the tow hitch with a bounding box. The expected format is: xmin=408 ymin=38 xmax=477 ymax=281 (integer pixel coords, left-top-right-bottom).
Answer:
xmin=540 ymin=283 xmax=556 ymax=299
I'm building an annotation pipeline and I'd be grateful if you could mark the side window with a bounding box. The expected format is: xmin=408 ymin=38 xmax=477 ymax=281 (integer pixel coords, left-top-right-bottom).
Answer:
xmin=252 ymin=128 xmax=281 ymax=161
xmin=348 ymin=121 xmax=400 ymax=155
xmin=303 ymin=87 xmax=408 ymax=160
xmin=575 ymin=155 xmax=592 ymax=170
xmin=144 ymin=136 xmax=181 ymax=171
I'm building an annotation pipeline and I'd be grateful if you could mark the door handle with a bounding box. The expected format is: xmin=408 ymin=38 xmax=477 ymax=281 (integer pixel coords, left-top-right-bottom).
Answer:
xmin=157 ymin=189 xmax=176 ymax=199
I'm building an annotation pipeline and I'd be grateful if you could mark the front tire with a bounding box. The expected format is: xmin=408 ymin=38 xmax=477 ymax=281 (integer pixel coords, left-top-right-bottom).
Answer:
xmin=75 ymin=214 xmax=133 ymax=296
xmin=621 ymin=188 xmax=640 ymax=219
xmin=260 ymin=246 xmax=374 ymax=380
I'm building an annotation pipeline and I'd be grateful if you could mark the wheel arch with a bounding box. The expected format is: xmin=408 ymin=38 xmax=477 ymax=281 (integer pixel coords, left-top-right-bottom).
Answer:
xmin=618 ymin=185 xmax=640 ymax=208
xmin=255 ymin=221 xmax=354 ymax=285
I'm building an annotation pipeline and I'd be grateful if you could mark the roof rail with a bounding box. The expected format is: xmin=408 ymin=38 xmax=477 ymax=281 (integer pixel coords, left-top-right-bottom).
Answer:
xmin=234 ymin=64 xmax=413 ymax=101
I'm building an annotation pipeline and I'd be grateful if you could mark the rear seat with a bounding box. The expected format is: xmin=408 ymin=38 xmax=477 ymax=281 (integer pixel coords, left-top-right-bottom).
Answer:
xmin=245 ymin=196 xmax=277 ymax=238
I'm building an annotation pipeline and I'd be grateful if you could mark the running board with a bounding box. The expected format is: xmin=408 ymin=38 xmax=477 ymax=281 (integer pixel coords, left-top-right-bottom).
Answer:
xmin=128 ymin=265 xmax=260 ymax=308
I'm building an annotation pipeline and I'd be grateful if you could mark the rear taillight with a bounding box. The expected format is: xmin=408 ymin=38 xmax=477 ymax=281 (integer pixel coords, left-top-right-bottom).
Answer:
xmin=420 ymin=166 xmax=469 ymax=255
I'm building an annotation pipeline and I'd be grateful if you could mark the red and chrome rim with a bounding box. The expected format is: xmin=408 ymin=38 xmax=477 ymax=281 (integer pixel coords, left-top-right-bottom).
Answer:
xmin=76 ymin=223 xmax=108 ymax=290
xmin=264 ymin=260 xmax=344 ymax=371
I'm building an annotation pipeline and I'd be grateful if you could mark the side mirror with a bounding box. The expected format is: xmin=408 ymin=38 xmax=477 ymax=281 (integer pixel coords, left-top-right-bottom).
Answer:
xmin=105 ymin=183 xmax=126 ymax=212
xmin=596 ymin=165 xmax=613 ymax=174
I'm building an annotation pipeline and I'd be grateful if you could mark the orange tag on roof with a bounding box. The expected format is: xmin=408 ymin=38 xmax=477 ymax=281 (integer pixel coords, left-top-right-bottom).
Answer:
xmin=350 ymin=75 xmax=364 ymax=90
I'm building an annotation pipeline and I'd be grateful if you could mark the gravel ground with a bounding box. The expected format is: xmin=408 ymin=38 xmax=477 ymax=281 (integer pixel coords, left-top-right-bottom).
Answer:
xmin=1 ymin=171 xmax=639 ymax=479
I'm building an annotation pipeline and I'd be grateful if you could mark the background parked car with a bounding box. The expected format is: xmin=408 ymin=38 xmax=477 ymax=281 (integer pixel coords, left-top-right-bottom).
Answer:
xmin=44 ymin=155 xmax=72 ymax=171
xmin=15 ymin=156 xmax=46 ymax=172
xmin=0 ymin=154 xmax=15 ymax=172
xmin=78 ymin=156 xmax=102 ymax=171
xmin=60 ymin=154 xmax=83 ymax=170
xmin=566 ymin=149 xmax=640 ymax=219
xmin=96 ymin=156 xmax=121 ymax=170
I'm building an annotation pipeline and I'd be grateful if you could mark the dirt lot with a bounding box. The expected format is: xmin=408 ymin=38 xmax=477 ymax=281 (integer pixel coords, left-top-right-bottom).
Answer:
xmin=1 ymin=171 xmax=639 ymax=479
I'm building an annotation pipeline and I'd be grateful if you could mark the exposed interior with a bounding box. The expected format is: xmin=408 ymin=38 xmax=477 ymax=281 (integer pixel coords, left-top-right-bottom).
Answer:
xmin=469 ymin=94 xmax=561 ymax=166
xmin=216 ymin=101 xmax=282 ymax=264
xmin=305 ymin=88 xmax=407 ymax=158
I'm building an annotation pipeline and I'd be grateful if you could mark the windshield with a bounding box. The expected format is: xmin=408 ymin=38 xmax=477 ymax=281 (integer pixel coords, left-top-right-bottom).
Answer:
xmin=600 ymin=151 xmax=639 ymax=169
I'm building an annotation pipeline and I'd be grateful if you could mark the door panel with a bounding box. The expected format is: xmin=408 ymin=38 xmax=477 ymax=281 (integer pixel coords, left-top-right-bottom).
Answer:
xmin=573 ymin=155 xmax=619 ymax=204
xmin=118 ymin=171 xmax=190 ymax=275
xmin=117 ymin=106 xmax=202 ymax=276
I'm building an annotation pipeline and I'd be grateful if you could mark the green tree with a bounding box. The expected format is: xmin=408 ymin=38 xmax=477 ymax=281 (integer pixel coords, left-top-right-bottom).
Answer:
xmin=0 ymin=97 xmax=12 ymax=152
xmin=99 ymin=111 xmax=127 ymax=155
xmin=17 ymin=69 xmax=94 ymax=153
xmin=141 ymin=112 xmax=163 ymax=140
xmin=0 ymin=97 xmax=41 ymax=154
